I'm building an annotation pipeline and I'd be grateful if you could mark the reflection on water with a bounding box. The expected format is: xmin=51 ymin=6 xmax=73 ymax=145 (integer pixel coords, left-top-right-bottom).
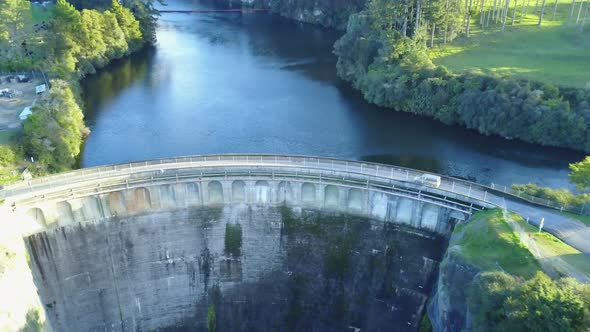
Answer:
xmin=81 ymin=0 xmax=584 ymax=189
xmin=362 ymin=154 xmax=444 ymax=175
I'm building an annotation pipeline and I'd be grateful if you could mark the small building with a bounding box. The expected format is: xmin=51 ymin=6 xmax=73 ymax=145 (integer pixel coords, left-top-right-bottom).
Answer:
xmin=20 ymin=100 xmax=37 ymax=121
xmin=19 ymin=106 xmax=32 ymax=121
xmin=35 ymin=84 xmax=46 ymax=95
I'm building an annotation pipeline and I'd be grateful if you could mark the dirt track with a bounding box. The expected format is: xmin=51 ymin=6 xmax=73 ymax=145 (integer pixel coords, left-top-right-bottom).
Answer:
xmin=0 ymin=75 xmax=43 ymax=131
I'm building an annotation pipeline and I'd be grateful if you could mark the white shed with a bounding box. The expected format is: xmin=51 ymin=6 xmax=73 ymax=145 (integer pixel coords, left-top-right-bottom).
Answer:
xmin=19 ymin=106 xmax=32 ymax=121
xmin=35 ymin=84 xmax=46 ymax=94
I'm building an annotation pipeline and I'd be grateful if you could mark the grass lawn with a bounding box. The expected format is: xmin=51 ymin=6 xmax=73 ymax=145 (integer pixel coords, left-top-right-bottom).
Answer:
xmin=430 ymin=1 xmax=590 ymax=88
xmin=0 ymin=173 xmax=20 ymax=186
xmin=31 ymin=4 xmax=53 ymax=24
xmin=451 ymin=209 xmax=541 ymax=278
xmin=561 ymin=211 xmax=590 ymax=226
xmin=454 ymin=209 xmax=590 ymax=280
xmin=516 ymin=213 xmax=590 ymax=277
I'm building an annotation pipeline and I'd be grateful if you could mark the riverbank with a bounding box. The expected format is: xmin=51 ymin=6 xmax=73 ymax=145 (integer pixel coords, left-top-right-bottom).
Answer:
xmin=335 ymin=13 xmax=590 ymax=152
xmin=0 ymin=0 xmax=151 ymax=179
xmin=211 ymin=0 xmax=367 ymax=29
xmin=0 ymin=1 xmax=153 ymax=329
xmin=333 ymin=4 xmax=590 ymax=153
xmin=428 ymin=208 xmax=590 ymax=331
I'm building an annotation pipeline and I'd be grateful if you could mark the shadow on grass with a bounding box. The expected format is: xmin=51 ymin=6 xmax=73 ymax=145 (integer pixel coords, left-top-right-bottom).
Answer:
xmin=539 ymin=253 xmax=590 ymax=281
xmin=432 ymin=25 xmax=590 ymax=88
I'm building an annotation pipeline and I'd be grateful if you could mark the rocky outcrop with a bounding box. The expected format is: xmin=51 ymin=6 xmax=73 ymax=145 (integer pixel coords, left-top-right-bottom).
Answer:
xmin=215 ymin=0 xmax=367 ymax=29
xmin=0 ymin=205 xmax=46 ymax=331
xmin=428 ymin=245 xmax=481 ymax=332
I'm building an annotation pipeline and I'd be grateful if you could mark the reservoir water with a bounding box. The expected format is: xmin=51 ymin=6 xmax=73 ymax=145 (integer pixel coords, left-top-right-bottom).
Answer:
xmin=80 ymin=0 xmax=583 ymax=188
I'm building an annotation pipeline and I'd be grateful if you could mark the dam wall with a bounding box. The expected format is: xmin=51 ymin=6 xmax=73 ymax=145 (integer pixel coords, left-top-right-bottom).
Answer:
xmin=0 ymin=155 xmax=494 ymax=331
xmin=26 ymin=205 xmax=447 ymax=331
xmin=19 ymin=179 xmax=461 ymax=331
xmin=18 ymin=178 xmax=464 ymax=237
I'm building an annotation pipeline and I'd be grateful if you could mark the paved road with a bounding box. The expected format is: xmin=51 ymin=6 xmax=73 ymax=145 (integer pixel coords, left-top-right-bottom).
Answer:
xmin=501 ymin=198 xmax=590 ymax=254
xmin=1 ymin=154 xmax=588 ymax=254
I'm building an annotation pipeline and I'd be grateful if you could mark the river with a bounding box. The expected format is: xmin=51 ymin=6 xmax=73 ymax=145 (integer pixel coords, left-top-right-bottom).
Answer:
xmin=80 ymin=0 xmax=583 ymax=189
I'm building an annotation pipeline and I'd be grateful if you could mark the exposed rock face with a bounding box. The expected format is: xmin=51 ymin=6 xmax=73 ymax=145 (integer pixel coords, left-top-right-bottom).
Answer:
xmin=26 ymin=206 xmax=445 ymax=331
xmin=214 ymin=0 xmax=367 ymax=29
xmin=427 ymin=240 xmax=481 ymax=331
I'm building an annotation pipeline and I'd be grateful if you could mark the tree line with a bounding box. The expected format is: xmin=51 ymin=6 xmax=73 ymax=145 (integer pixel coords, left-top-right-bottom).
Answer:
xmin=0 ymin=0 xmax=151 ymax=173
xmin=513 ymin=156 xmax=590 ymax=213
xmin=65 ymin=0 xmax=160 ymax=45
xmin=334 ymin=0 xmax=590 ymax=153
xmin=43 ymin=0 xmax=144 ymax=78
xmin=469 ymin=271 xmax=588 ymax=331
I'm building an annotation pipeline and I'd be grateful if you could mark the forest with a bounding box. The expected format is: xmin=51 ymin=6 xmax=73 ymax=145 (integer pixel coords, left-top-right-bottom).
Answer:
xmin=0 ymin=0 xmax=150 ymax=175
xmin=334 ymin=0 xmax=590 ymax=152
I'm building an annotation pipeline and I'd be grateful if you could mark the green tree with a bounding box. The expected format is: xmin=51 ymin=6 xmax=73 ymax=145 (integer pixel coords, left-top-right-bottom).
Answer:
xmin=101 ymin=10 xmax=130 ymax=60
xmin=504 ymin=272 xmax=585 ymax=331
xmin=110 ymin=0 xmax=143 ymax=52
xmin=49 ymin=0 xmax=83 ymax=76
xmin=0 ymin=0 xmax=31 ymax=43
xmin=569 ymin=156 xmax=590 ymax=190
xmin=468 ymin=271 xmax=587 ymax=331
xmin=120 ymin=0 xmax=161 ymax=45
xmin=23 ymin=80 xmax=86 ymax=172
xmin=469 ymin=271 xmax=517 ymax=331
xmin=79 ymin=9 xmax=109 ymax=71
xmin=207 ymin=304 xmax=216 ymax=332
xmin=0 ymin=146 xmax=17 ymax=167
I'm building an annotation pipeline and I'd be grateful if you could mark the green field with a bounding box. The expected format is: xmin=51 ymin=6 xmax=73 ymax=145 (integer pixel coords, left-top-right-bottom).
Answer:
xmin=452 ymin=209 xmax=541 ymax=278
xmin=31 ymin=4 xmax=53 ymax=24
xmin=430 ymin=1 xmax=590 ymax=88
xmin=517 ymin=214 xmax=590 ymax=277
xmin=454 ymin=209 xmax=590 ymax=279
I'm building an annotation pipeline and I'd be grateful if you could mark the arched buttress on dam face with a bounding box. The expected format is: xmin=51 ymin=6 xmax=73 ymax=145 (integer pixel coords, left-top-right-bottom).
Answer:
xmin=396 ymin=198 xmax=414 ymax=225
xmin=80 ymin=196 xmax=104 ymax=221
xmin=232 ymin=181 xmax=246 ymax=203
xmin=127 ymin=187 xmax=152 ymax=214
xmin=208 ymin=181 xmax=224 ymax=204
xmin=26 ymin=207 xmax=47 ymax=228
xmin=301 ymin=182 xmax=316 ymax=203
xmin=185 ymin=182 xmax=201 ymax=206
xmin=277 ymin=181 xmax=294 ymax=205
xmin=159 ymin=184 xmax=177 ymax=210
xmin=107 ymin=191 xmax=126 ymax=216
xmin=347 ymin=188 xmax=363 ymax=211
xmin=67 ymin=196 xmax=104 ymax=223
xmin=56 ymin=201 xmax=75 ymax=226
xmin=420 ymin=204 xmax=440 ymax=232
xmin=324 ymin=185 xmax=339 ymax=208
xmin=255 ymin=181 xmax=270 ymax=204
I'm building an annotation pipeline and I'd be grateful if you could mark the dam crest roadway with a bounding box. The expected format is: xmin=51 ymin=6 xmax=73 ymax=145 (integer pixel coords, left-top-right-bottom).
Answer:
xmin=1 ymin=154 xmax=588 ymax=253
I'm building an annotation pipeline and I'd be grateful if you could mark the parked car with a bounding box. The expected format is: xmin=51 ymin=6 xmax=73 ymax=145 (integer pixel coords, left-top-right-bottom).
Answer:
xmin=17 ymin=75 xmax=30 ymax=83
xmin=1 ymin=89 xmax=15 ymax=98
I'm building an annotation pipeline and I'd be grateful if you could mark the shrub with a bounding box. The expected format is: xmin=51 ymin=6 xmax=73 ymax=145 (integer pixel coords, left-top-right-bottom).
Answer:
xmin=334 ymin=10 xmax=590 ymax=152
xmin=22 ymin=80 xmax=86 ymax=173
xmin=469 ymin=271 xmax=588 ymax=331
xmin=224 ymin=223 xmax=242 ymax=257
xmin=511 ymin=183 xmax=590 ymax=211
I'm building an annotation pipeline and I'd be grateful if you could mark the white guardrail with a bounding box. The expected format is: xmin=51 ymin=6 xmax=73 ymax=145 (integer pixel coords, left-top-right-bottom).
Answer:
xmin=0 ymin=154 xmax=577 ymax=214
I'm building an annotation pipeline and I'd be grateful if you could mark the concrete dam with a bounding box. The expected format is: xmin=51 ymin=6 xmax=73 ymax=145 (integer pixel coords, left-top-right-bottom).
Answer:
xmin=0 ymin=155 xmax=494 ymax=331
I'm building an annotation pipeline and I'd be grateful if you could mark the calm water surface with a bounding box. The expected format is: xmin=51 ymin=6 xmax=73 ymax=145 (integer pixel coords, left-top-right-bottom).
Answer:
xmin=81 ymin=0 xmax=583 ymax=188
